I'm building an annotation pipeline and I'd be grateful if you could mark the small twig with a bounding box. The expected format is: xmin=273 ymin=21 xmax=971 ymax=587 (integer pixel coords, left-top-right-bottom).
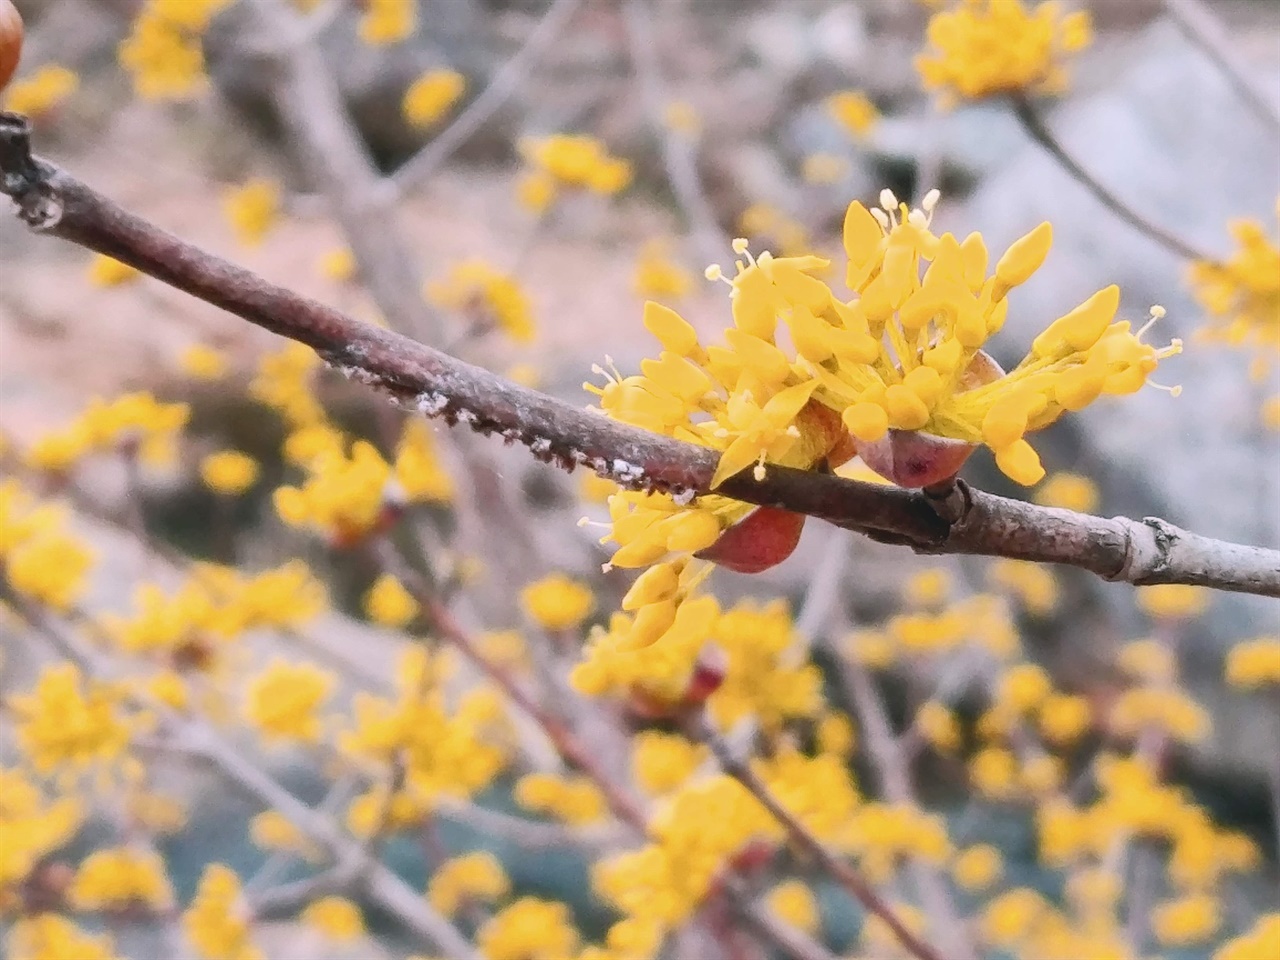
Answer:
xmin=1 ymin=115 xmax=1277 ymax=596
xmin=11 ymin=598 xmax=481 ymax=960
xmin=1011 ymin=95 xmax=1219 ymax=264
xmin=1163 ymin=0 xmax=1280 ymax=135
xmin=391 ymin=0 xmax=584 ymax=197
xmin=691 ymin=713 xmax=945 ymax=960
xmin=622 ymin=0 xmax=729 ymax=266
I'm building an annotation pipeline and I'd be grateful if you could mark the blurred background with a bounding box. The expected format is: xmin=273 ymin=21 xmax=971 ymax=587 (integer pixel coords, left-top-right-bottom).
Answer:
xmin=0 ymin=1 xmax=1278 ymax=958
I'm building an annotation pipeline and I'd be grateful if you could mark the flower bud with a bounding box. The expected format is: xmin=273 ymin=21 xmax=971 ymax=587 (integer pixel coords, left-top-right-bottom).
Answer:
xmin=0 ymin=0 xmax=22 ymax=94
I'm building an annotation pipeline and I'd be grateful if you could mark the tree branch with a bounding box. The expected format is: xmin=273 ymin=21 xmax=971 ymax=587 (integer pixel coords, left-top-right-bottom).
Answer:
xmin=1 ymin=113 xmax=1277 ymax=596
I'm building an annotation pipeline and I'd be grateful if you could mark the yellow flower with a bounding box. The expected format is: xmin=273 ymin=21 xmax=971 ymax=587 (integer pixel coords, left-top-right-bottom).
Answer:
xmin=87 ymin=254 xmax=142 ymax=287
xmin=515 ymin=772 xmax=608 ymax=825
xmin=1189 ymin=202 xmax=1280 ymax=352
xmin=1110 ymin=687 xmax=1209 ymax=743
xmin=631 ymin=731 xmax=706 ymax=796
xmin=827 ymin=90 xmax=879 ymax=139
xmin=816 ymin=711 xmax=857 ymax=757
xmin=988 ymin=558 xmax=1059 ymax=613
xmin=1153 ymin=893 xmax=1220 ymax=946
xmin=1036 ymin=692 xmax=1091 ymax=745
xmin=427 ymin=852 xmax=510 ymax=918
xmin=251 ymin=342 xmax=324 ymax=427
xmin=634 ymin=241 xmax=695 ymax=300
xmin=951 ymin=843 xmax=1003 ymax=891
xmin=118 ymin=5 xmax=221 ymax=101
xmin=302 ymin=896 xmax=364 ymax=941
xmin=317 ymin=248 xmax=356 ymax=282
xmin=359 ymin=0 xmax=416 ymax=45
xmin=997 ymin=663 xmax=1052 ymax=712
xmin=394 ymin=418 xmax=454 ymax=504
xmin=7 ymin=915 xmax=121 ymax=960
xmin=426 ymin=260 xmax=536 ymax=342
xmin=180 ymin=344 xmax=228 ymax=380
xmin=363 ymin=573 xmax=420 ymax=628
xmin=1137 ymin=584 xmax=1209 ymax=620
xmin=516 ymin=170 xmax=556 ymax=214
xmin=249 ymin=810 xmax=321 ymax=860
xmin=1214 ymin=914 xmax=1280 ymax=960
xmin=980 ymin=887 xmax=1050 ymax=948
xmin=70 ymin=847 xmax=174 ymax=912
xmin=765 ymin=880 xmax=820 ymax=934
xmin=478 ymin=898 xmax=581 ymax=960
xmin=1034 ymin=470 xmax=1099 ymax=512
xmin=200 ymin=450 xmax=260 ymax=496
xmin=1117 ymin=637 xmax=1176 ymax=684
xmin=802 ymin=152 xmax=850 ymax=185
xmin=0 ymin=768 xmax=83 ymax=890
xmin=183 ymin=863 xmax=262 ymax=960
xmin=10 ymin=663 xmax=129 ymax=773
xmin=244 ymin=659 xmax=334 ymax=743
xmin=1225 ymin=636 xmax=1280 ymax=689
xmin=916 ymin=0 xmax=1092 ymax=107
xmin=5 ymin=63 xmax=78 ymax=115
xmin=903 ymin=567 xmax=951 ymax=607
xmin=223 ymin=178 xmax=280 ymax=247
xmin=520 ymin=573 xmax=595 ymax=631
xmin=916 ymin=700 xmax=961 ymax=752
xmin=274 ymin=439 xmax=393 ymax=543
xmin=402 ymin=68 xmax=465 ymax=130
xmin=519 ymin=134 xmax=632 ymax=195
xmin=970 ymin=745 xmax=1018 ymax=800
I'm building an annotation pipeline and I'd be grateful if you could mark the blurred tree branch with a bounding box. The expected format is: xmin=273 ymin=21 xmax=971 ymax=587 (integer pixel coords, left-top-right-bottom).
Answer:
xmin=0 ymin=115 xmax=1277 ymax=597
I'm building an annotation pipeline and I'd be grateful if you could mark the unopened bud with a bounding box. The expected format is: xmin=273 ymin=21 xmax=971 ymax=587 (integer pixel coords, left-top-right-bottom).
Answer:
xmin=0 ymin=0 xmax=22 ymax=95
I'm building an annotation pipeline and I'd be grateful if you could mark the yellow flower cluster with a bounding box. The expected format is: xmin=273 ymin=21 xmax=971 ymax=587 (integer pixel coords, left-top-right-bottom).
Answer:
xmin=988 ymin=558 xmax=1059 ymax=614
xmin=70 ymin=847 xmax=174 ymax=912
xmin=0 ymin=480 xmax=94 ymax=612
xmin=1137 ymin=583 xmax=1210 ymax=620
xmin=402 ymin=67 xmax=465 ymax=130
xmin=827 ymin=90 xmax=879 ymax=139
xmin=103 ymin=562 xmax=326 ymax=662
xmin=118 ymin=0 xmax=231 ymax=100
xmin=274 ymin=439 xmax=395 ymax=544
xmin=573 ymin=584 xmax=822 ymax=730
xmin=5 ymin=64 xmax=78 ymax=115
xmin=250 ymin=342 xmax=324 ymax=428
xmin=514 ymin=773 xmax=608 ymax=825
xmin=340 ymin=649 xmax=510 ymax=831
xmin=10 ymin=663 xmax=131 ymax=774
xmin=766 ymin=879 xmax=821 ymax=934
xmin=1225 ymin=636 xmax=1280 ymax=689
xmin=25 ymin=391 xmax=189 ymax=473
xmin=426 ymin=259 xmax=537 ymax=342
xmin=183 ymin=863 xmax=262 ymax=960
xmin=849 ymin=591 xmax=1019 ymax=667
xmin=249 ymin=810 xmax=319 ymax=860
xmin=7 ymin=915 xmax=121 ymax=960
xmin=477 ymin=897 xmax=580 ymax=960
xmin=223 ymin=178 xmax=281 ymax=247
xmin=634 ymin=241 xmax=695 ymax=301
xmin=426 ymin=851 xmax=510 ymax=917
xmin=516 ymin=134 xmax=632 ymax=213
xmin=915 ymin=0 xmax=1092 ymax=107
xmin=360 ymin=0 xmax=416 ymax=46
xmin=0 ymin=768 xmax=82 ymax=892
xmin=1033 ymin=469 xmax=1099 ymax=512
xmin=845 ymin=802 xmax=950 ymax=883
xmin=1189 ymin=200 xmax=1280 ymax=353
xmin=520 ymin=573 xmax=594 ymax=631
xmin=244 ymin=658 xmax=335 ymax=743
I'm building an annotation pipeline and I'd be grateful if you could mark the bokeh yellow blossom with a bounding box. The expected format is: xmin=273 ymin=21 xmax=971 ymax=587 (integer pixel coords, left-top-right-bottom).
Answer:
xmin=402 ymin=68 xmax=465 ymax=130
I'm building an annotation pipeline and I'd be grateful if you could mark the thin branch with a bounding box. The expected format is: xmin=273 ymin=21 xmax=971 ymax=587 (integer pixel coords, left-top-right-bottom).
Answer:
xmin=12 ymin=597 xmax=480 ymax=960
xmin=1 ymin=115 xmax=1277 ymax=596
xmin=391 ymin=0 xmax=584 ymax=197
xmin=1011 ymin=95 xmax=1220 ymax=264
xmin=1163 ymin=0 xmax=1280 ymax=135
xmin=691 ymin=713 xmax=944 ymax=960
xmin=622 ymin=0 xmax=729 ymax=267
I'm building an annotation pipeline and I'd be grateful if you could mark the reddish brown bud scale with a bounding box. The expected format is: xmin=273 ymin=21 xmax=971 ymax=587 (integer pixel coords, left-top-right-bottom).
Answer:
xmin=0 ymin=0 xmax=22 ymax=94
xmin=696 ymin=506 xmax=806 ymax=574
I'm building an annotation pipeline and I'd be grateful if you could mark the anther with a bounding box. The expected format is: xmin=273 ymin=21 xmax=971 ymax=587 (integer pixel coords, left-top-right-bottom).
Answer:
xmin=922 ymin=188 xmax=941 ymax=212
xmin=879 ymin=188 xmax=898 ymax=211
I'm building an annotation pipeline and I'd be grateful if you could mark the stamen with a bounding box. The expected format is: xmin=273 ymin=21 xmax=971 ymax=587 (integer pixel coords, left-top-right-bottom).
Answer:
xmin=922 ymin=188 xmax=941 ymax=213
xmin=907 ymin=209 xmax=928 ymax=229
xmin=732 ymin=237 xmax=749 ymax=255
xmin=704 ymin=264 xmax=724 ymax=282
xmin=879 ymin=188 xmax=898 ymax=211
xmin=1136 ymin=304 xmax=1168 ymax=340
xmin=1148 ymin=380 xmax=1183 ymax=397
xmin=870 ymin=208 xmax=890 ymax=230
